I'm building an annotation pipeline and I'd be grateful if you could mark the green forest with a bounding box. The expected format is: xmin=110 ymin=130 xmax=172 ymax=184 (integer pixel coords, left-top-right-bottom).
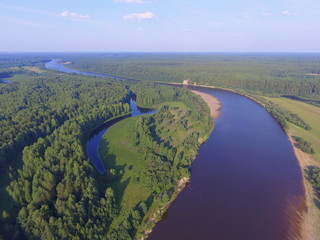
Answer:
xmin=0 ymin=69 xmax=133 ymax=239
xmin=1 ymin=52 xmax=320 ymax=239
xmin=65 ymin=53 xmax=320 ymax=99
xmin=0 ymin=56 xmax=212 ymax=239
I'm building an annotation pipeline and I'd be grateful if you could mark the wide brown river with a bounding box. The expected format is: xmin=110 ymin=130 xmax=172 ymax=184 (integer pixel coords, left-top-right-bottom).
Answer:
xmin=46 ymin=60 xmax=305 ymax=240
xmin=150 ymin=86 xmax=305 ymax=240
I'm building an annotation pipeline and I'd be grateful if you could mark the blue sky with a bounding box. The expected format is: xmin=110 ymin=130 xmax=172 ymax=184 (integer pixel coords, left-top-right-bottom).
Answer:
xmin=0 ymin=0 xmax=319 ymax=52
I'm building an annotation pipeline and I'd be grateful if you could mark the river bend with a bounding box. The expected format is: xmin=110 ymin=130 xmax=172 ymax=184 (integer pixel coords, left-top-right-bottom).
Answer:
xmin=46 ymin=59 xmax=305 ymax=240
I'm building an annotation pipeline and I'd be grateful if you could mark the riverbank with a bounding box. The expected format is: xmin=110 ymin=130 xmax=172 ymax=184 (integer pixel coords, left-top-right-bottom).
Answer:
xmin=260 ymin=97 xmax=320 ymax=239
xmin=205 ymin=88 xmax=320 ymax=240
xmin=142 ymin=91 xmax=221 ymax=238
xmin=289 ymin=137 xmax=320 ymax=240
xmin=190 ymin=90 xmax=222 ymax=119
xmin=142 ymin=177 xmax=190 ymax=238
xmin=165 ymin=82 xmax=319 ymax=240
xmin=192 ymin=84 xmax=320 ymax=240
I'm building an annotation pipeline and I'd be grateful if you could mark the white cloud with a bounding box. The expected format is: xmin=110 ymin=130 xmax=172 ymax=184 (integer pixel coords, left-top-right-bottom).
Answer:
xmin=114 ymin=0 xmax=150 ymax=3
xmin=262 ymin=12 xmax=271 ymax=17
xmin=282 ymin=10 xmax=299 ymax=16
xmin=60 ymin=11 xmax=90 ymax=19
xmin=123 ymin=12 xmax=155 ymax=20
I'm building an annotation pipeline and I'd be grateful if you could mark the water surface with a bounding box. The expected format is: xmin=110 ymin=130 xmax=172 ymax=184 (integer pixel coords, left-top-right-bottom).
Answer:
xmin=150 ymin=86 xmax=304 ymax=240
xmin=45 ymin=59 xmax=139 ymax=82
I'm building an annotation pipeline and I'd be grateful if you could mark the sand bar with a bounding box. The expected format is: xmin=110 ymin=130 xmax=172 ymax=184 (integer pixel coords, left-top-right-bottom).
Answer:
xmin=288 ymin=136 xmax=320 ymax=240
xmin=190 ymin=90 xmax=222 ymax=119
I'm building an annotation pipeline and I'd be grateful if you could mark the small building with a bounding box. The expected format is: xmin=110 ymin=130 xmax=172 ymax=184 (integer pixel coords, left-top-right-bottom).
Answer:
xmin=182 ymin=79 xmax=189 ymax=85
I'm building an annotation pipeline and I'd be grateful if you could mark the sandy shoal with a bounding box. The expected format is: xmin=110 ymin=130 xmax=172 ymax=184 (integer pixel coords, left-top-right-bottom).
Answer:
xmin=288 ymin=136 xmax=320 ymax=240
xmin=190 ymin=90 xmax=222 ymax=119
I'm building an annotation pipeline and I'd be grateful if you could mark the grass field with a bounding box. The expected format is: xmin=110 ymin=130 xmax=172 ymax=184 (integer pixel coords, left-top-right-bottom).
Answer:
xmin=265 ymin=97 xmax=320 ymax=161
xmin=99 ymin=116 xmax=152 ymax=230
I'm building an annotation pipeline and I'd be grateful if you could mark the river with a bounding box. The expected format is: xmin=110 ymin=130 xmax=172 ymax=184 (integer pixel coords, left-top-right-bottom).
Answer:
xmin=46 ymin=60 xmax=305 ymax=240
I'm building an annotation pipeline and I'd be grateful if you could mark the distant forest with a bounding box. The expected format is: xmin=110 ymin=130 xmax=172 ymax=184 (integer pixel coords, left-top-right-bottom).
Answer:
xmin=2 ymin=53 xmax=320 ymax=100
xmin=65 ymin=53 xmax=320 ymax=99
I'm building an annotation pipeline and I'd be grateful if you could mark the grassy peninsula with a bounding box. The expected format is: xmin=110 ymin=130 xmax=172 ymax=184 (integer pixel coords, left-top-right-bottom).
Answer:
xmin=98 ymin=84 xmax=213 ymax=239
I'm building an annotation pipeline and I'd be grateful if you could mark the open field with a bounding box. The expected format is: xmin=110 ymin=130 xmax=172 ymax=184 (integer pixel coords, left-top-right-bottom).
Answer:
xmin=99 ymin=116 xmax=153 ymax=231
xmin=265 ymin=97 xmax=320 ymax=162
xmin=23 ymin=66 xmax=45 ymax=73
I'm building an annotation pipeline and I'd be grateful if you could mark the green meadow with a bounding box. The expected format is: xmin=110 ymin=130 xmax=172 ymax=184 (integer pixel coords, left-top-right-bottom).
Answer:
xmin=265 ymin=97 xmax=320 ymax=161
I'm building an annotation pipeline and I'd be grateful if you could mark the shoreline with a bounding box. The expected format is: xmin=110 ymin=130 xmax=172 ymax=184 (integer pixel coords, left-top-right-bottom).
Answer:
xmin=190 ymin=90 xmax=222 ymax=119
xmin=141 ymin=90 xmax=222 ymax=239
xmin=288 ymin=136 xmax=320 ymax=240
xmin=142 ymin=177 xmax=190 ymax=238
xmin=198 ymin=84 xmax=320 ymax=240
xmin=163 ymin=81 xmax=319 ymax=240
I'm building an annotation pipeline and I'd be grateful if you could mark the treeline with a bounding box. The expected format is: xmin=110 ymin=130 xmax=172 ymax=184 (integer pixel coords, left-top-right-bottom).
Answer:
xmin=265 ymin=102 xmax=312 ymax=130
xmin=0 ymin=69 xmax=22 ymax=79
xmin=0 ymin=71 xmax=133 ymax=239
xmin=292 ymin=136 xmax=315 ymax=154
xmin=0 ymin=53 xmax=49 ymax=69
xmin=253 ymin=97 xmax=312 ymax=131
xmin=282 ymin=95 xmax=320 ymax=107
xmin=5 ymin=103 xmax=128 ymax=239
xmin=106 ymin=84 xmax=213 ymax=238
xmin=0 ymin=73 xmax=129 ymax=169
xmin=306 ymin=166 xmax=320 ymax=204
xmin=247 ymin=95 xmax=316 ymax=154
xmin=66 ymin=53 xmax=320 ymax=99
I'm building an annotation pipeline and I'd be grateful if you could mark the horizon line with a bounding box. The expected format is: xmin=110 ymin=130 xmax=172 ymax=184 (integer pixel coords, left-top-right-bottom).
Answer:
xmin=1 ymin=51 xmax=320 ymax=54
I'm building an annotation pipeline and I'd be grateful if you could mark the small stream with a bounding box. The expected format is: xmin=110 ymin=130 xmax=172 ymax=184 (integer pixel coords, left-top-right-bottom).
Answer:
xmin=86 ymin=99 xmax=155 ymax=174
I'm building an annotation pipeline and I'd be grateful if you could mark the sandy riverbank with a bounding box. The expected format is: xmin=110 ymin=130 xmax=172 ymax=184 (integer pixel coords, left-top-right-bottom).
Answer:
xmin=157 ymin=82 xmax=320 ymax=239
xmin=288 ymin=136 xmax=320 ymax=240
xmin=186 ymin=83 xmax=320 ymax=240
xmin=190 ymin=90 xmax=222 ymax=119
